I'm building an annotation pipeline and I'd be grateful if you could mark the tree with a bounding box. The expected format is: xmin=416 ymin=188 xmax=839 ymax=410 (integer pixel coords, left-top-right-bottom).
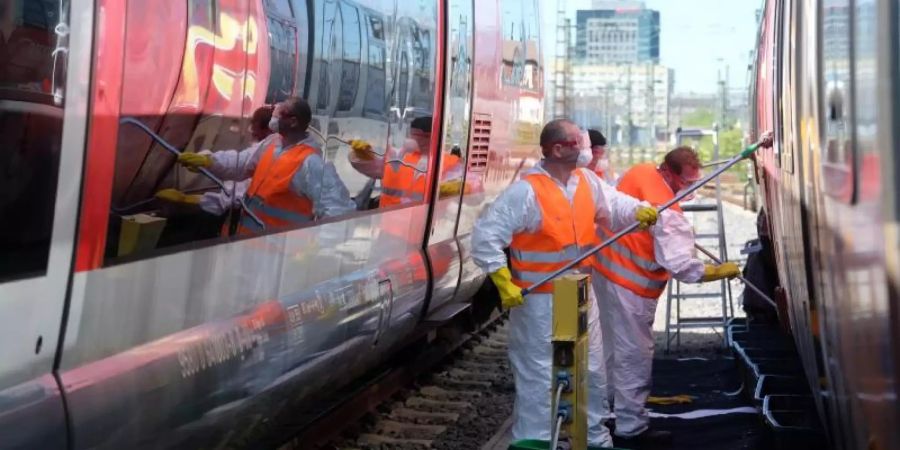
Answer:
xmin=678 ymin=108 xmax=748 ymax=180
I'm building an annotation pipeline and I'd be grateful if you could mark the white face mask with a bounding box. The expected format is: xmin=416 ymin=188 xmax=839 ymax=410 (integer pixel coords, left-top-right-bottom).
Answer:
xmin=597 ymin=157 xmax=610 ymax=172
xmin=576 ymin=148 xmax=592 ymax=168
xmin=268 ymin=117 xmax=279 ymax=133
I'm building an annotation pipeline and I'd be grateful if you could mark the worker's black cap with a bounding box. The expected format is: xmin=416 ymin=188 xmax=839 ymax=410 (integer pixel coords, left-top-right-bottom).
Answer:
xmin=588 ymin=129 xmax=606 ymax=147
xmin=411 ymin=116 xmax=433 ymax=133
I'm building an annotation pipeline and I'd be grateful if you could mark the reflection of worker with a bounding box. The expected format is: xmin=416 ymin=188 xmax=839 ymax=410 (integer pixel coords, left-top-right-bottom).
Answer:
xmin=348 ymin=117 xmax=464 ymax=206
xmin=591 ymin=146 xmax=741 ymax=445
xmin=470 ymin=119 xmax=659 ymax=447
xmin=156 ymin=106 xmax=276 ymax=215
xmin=240 ymin=97 xmax=355 ymax=233
xmin=587 ymin=129 xmax=614 ymax=183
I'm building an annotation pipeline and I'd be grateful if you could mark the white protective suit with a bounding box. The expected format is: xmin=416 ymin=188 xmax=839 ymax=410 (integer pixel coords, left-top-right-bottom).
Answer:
xmin=471 ymin=162 xmax=655 ymax=447
xmin=194 ymin=136 xmax=270 ymax=215
xmin=197 ymin=133 xmax=356 ymax=218
xmin=592 ymin=204 xmax=705 ymax=438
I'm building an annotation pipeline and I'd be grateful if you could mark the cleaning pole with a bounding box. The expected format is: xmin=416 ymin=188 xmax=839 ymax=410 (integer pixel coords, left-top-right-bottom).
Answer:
xmin=694 ymin=243 xmax=777 ymax=309
xmin=119 ymin=117 xmax=265 ymax=229
xmin=521 ymin=132 xmax=773 ymax=296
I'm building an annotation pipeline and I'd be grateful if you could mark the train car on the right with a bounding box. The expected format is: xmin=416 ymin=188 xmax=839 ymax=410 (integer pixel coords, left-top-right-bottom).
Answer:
xmin=748 ymin=0 xmax=900 ymax=448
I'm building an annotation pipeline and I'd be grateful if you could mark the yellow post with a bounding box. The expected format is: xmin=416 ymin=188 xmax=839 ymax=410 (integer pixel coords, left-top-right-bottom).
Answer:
xmin=550 ymin=274 xmax=590 ymax=450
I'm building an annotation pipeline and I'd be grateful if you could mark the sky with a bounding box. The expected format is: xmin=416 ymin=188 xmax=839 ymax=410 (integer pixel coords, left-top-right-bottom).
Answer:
xmin=540 ymin=0 xmax=763 ymax=95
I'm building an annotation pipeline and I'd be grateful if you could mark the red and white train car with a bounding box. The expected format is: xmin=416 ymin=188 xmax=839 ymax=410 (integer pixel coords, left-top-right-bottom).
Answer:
xmin=750 ymin=0 xmax=900 ymax=448
xmin=0 ymin=0 xmax=543 ymax=448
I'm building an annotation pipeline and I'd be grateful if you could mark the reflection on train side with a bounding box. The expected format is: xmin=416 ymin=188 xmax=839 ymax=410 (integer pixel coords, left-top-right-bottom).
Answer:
xmin=104 ymin=0 xmax=437 ymax=264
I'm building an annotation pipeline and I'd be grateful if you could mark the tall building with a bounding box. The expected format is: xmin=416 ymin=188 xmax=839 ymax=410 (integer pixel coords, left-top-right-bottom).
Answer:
xmin=575 ymin=1 xmax=660 ymax=65
xmin=570 ymin=64 xmax=672 ymax=146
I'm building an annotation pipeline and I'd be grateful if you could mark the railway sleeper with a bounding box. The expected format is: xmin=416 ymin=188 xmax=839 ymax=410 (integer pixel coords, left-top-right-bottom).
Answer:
xmin=389 ymin=408 xmax=460 ymax=425
xmin=405 ymin=396 xmax=473 ymax=413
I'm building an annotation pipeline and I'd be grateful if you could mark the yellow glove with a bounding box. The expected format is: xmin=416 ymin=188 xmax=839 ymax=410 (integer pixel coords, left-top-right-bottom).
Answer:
xmin=439 ymin=180 xmax=463 ymax=196
xmin=489 ymin=267 xmax=525 ymax=309
xmin=635 ymin=206 xmax=658 ymax=230
xmin=349 ymin=139 xmax=375 ymax=161
xmin=177 ymin=152 xmax=213 ymax=171
xmin=701 ymin=262 xmax=741 ymax=282
xmin=155 ymin=188 xmax=201 ymax=205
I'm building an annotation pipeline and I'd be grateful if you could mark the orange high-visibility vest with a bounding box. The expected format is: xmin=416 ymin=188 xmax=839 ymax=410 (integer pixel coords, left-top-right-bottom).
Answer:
xmin=593 ymin=163 xmax=682 ymax=299
xmin=381 ymin=152 xmax=426 ymax=207
xmin=509 ymin=170 xmax=598 ymax=294
xmin=381 ymin=152 xmax=462 ymax=207
xmin=237 ymin=141 xmax=316 ymax=235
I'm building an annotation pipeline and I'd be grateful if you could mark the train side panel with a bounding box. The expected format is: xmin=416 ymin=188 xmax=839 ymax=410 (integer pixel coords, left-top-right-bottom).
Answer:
xmin=752 ymin=0 xmax=900 ymax=448
xmin=451 ymin=0 xmax=543 ymax=307
xmin=55 ymin=0 xmax=447 ymax=448
xmin=0 ymin=0 xmax=95 ymax=448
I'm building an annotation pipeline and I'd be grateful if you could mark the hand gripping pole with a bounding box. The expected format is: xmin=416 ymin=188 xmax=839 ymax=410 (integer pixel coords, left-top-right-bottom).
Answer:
xmin=520 ymin=134 xmax=772 ymax=297
xmin=119 ymin=117 xmax=265 ymax=229
xmin=694 ymin=243 xmax=778 ymax=309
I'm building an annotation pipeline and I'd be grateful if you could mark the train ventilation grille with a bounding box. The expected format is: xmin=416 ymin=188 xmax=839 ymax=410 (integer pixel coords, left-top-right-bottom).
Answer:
xmin=468 ymin=113 xmax=492 ymax=172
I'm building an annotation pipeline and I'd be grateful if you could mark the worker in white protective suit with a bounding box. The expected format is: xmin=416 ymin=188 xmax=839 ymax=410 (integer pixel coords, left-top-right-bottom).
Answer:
xmin=591 ymin=145 xmax=751 ymax=445
xmin=156 ymin=102 xmax=356 ymax=223
xmin=154 ymin=106 xmax=276 ymax=215
xmin=471 ymin=118 xmax=660 ymax=447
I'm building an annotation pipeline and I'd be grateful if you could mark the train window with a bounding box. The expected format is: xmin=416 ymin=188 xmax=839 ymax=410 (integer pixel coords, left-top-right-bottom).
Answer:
xmin=336 ymin=3 xmax=361 ymax=112
xmin=0 ymin=0 xmax=66 ymax=281
xmin=500 ymin=0 xmax=540 ymax=90
xmin=265 ymin=1 xmax=298 ymax=104
xmin=436 ymin=0 xmax=473 ymax=201
xmin=292 ymin=0 xmax=311 ymax=98
xmin=523 ymin=0 xmax=541 ymax=91
xmin=821 ymin=1 xmax=855 ymax=203
xmin=363 ymin=17 xmax=386 ymax=118
xmin=851 ymin=0 xmax=877 ymax=203
xmin=264 ymin=0 xmax=293 ymax=18
xmin=314 ymin=0 xmax=339 ymax=112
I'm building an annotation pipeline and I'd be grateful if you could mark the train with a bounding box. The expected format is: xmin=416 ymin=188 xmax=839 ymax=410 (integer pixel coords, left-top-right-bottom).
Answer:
xmin=749 ymin=0 xmax=900 ymax=448
xmin=0 ymin=0 xmax=542 ymax=448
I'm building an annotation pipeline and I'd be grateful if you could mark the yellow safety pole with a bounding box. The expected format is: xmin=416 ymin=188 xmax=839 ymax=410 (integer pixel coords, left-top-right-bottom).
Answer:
xmin=549 ymin=274 xmax=591 ymax=450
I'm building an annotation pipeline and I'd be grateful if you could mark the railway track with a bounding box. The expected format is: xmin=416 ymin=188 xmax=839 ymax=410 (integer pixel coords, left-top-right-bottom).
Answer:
xmin=281 ymin=318 xmax=514 ymax=450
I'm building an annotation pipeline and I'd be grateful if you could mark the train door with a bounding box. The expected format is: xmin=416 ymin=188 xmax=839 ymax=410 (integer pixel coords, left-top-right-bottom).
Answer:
xmin=0 ymin=0 xmax=91 ymax=447
xmin=775 ymin=0 xmax=837 ymax=440
xmin=815 ymin=0 xmax=867 ymax=447
xmin=422 ymin=0 xmax=475 ymax=321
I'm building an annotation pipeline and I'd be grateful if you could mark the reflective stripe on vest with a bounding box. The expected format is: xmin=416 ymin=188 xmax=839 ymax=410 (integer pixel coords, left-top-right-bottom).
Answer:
xmin=597 ymin=228 xmax=663 ymax=272
xmin=244 ymin=196 xmax=313 ymax=226
xmin=509 ymin=169 xmax=598 ymax=294
xmin=594 ymin=253 xmax=668 ymax=291
xmin=237 ymin=141 xmax=315 ymax=236
xmin=381 ymin=186 xmax=425 ymax=203
xmin=510 ymin=244 xmax=594 ymax=264
xmin=593 ymin=163 xmax=677 ymax=298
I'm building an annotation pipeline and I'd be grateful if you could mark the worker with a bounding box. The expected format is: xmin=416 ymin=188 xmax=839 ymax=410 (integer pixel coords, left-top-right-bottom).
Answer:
xmin=591 ymin=146 xmax=742 ymax=445
xmin=214 ymin=97 xmax=355 ymax=233
xmin=155 ymin=105 xmax=277 ymax=216
xmin=587 ymin=128 xmax=615 ymax=183
xmin=347 ymin=116 xmax=465 ymax=206
xmin=471 ymin=118 xmax=660 ymax=447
